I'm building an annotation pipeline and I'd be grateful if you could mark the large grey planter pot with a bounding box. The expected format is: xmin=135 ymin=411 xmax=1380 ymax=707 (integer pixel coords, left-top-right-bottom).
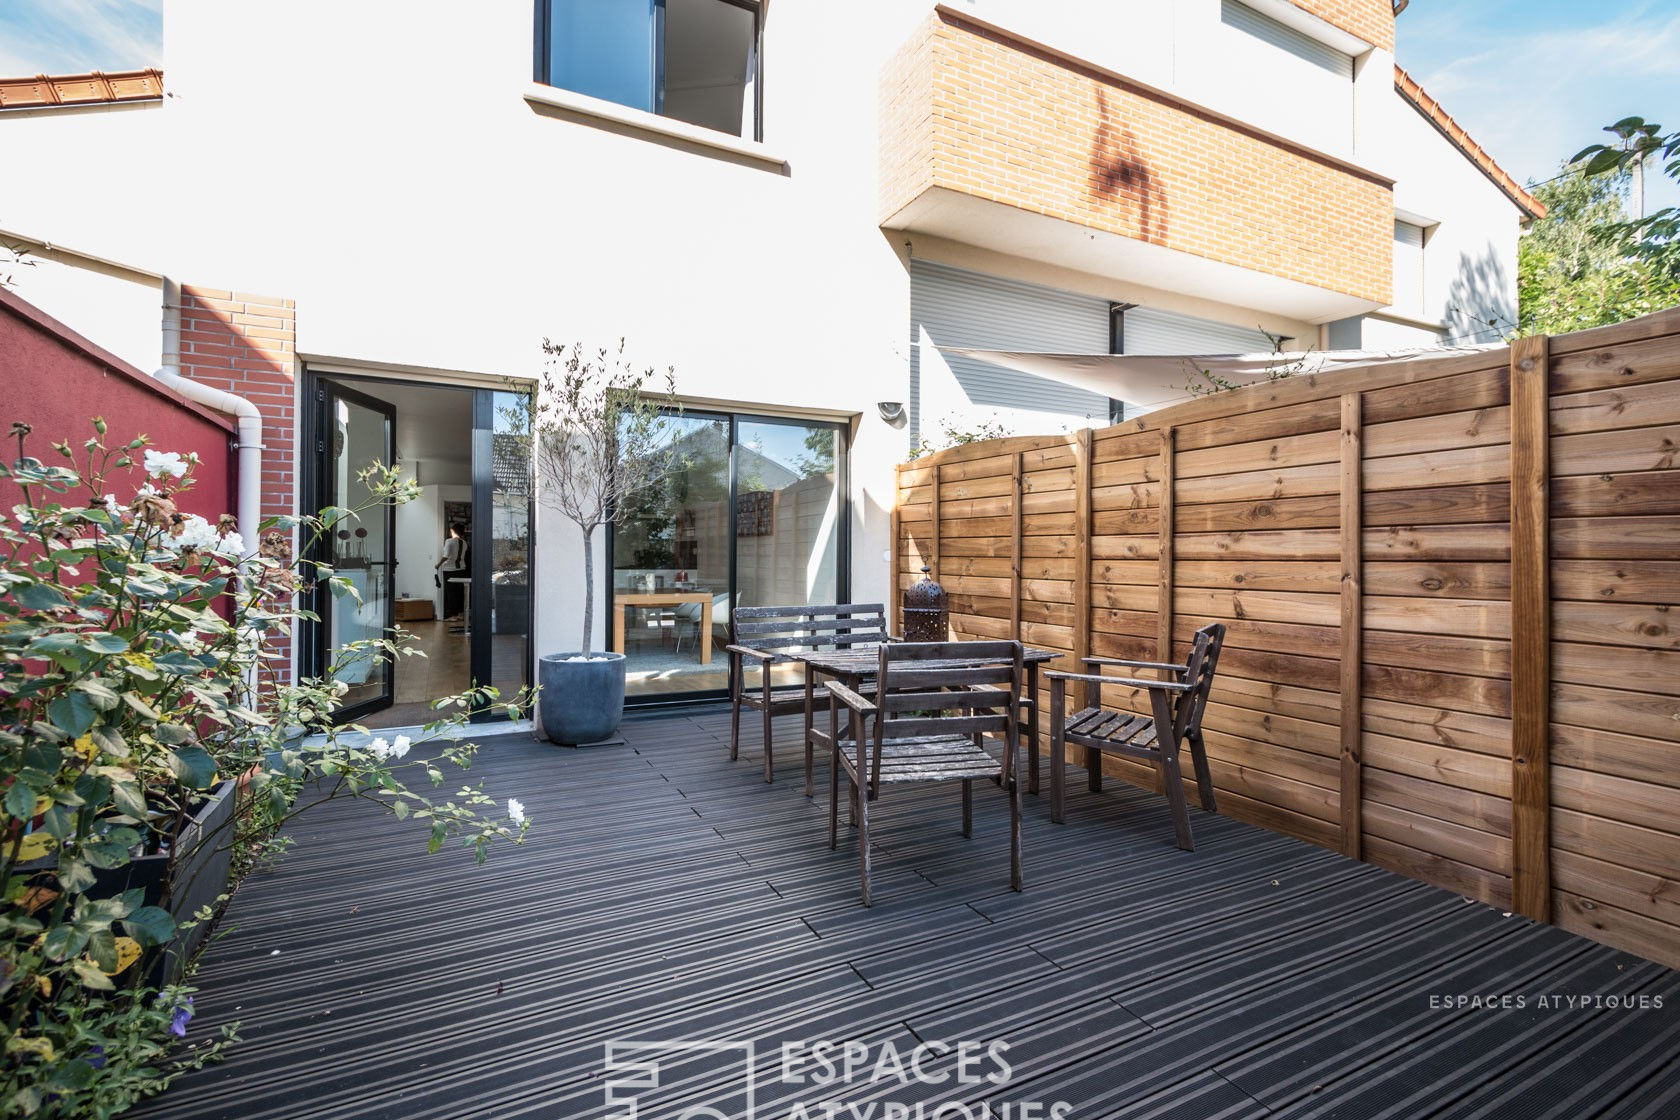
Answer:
xmin=539 ymin=652 xmax=627 ymax=746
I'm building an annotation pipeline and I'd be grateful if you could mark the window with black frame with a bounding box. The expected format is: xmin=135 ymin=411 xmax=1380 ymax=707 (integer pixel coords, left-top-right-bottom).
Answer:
xmin=539 ymin=0 xmax=761 ymax=140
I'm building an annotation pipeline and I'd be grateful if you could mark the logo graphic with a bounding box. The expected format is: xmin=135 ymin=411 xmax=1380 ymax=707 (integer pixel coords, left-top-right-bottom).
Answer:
xmin=603 ymin=1040 xmax=757 ymax=1120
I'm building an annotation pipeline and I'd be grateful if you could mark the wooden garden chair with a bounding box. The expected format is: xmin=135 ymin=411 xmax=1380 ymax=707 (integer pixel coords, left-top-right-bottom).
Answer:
xmin=826 ymin=640 xmax=1024 ymax=906
xmin=1045 ymin=622 xmax=1226 ymax=850
xmin=726 ymin=603 xmax=890 ymax=783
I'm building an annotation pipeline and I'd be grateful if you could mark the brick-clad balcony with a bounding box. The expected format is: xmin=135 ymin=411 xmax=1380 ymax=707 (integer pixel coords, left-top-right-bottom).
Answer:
xmin=880 ymin=7 xmax=1394 ymax=322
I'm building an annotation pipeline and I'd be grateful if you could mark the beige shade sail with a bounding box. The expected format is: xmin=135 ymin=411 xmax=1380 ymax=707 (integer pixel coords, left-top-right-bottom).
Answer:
xmin=944 ymin=344 xmax=1503 ymax=411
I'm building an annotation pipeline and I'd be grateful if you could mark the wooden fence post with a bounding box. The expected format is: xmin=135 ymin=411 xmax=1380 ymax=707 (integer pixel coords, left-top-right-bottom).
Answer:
xmin=1510 ymin=334 xmax=1552 ymax=922
xmin=930 ymin=461 xmax=942 ymax=582
xmin=1011 ymin=450 xmax=1023 ymax=635
xmin=1157 ymin=428 xmax=1176 ymax=663
xmin=1339 ymin=393 xmax=1363 ymax=860
xmin=1072 ymin=430 xmax=1093 ymax=670
xmin=890 ymin=465 xmax=903 ymax=636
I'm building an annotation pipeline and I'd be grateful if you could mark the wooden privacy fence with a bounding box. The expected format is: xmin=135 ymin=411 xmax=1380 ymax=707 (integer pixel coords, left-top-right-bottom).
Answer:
xmin=893 ymin=306 xmax=1680 ymax=969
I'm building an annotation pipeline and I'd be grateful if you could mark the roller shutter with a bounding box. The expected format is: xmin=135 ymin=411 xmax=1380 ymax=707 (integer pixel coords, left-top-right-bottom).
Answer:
xmin=909 ymin=260 xmax=1111 ymax=439
xmin=1221 ymin=0 xmax=1355 ymax=78
xmin=1122 ymin=306 xmax=1281 ymax=356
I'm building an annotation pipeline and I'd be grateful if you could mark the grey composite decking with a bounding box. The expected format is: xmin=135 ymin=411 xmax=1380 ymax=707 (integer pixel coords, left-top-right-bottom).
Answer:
xmin=135 ymin=708 xmax=1680 ymax=1120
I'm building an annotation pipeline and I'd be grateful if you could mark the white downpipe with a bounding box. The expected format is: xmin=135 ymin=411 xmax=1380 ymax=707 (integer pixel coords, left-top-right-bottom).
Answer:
xmin=153 ymin=278 xmax=265 ymax=553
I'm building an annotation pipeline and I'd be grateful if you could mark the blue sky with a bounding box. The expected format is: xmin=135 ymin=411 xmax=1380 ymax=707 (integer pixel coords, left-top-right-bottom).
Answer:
xmin=0 ymin=0 xmax=1674 ymax=210
xmin=1396 ymin=0 xmax=1680 ymax=211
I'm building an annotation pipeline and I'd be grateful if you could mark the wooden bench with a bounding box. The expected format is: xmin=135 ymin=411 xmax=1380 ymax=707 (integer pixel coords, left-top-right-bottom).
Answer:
xmin=1045 ymin=622 xmax=1226 ymax=850
xmin=726 ymin=603 xmax=891 ymax=784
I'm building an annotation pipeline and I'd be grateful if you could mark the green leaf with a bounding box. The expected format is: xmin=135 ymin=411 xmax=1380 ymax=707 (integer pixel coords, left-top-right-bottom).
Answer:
xmin=111 ymin=781 xmax=148 ymax=819
xmin=74 ymin=677 xmax=120 ymax=709
xmin=42 ymin=924 xmax=89 ymax=962
xmin=154 ymin=723 xmax=191 ymax=745
xmin=80 ymin=834 xmax=137 ymax=870
xmin=25 ymin=632 xmax=82 ymax=657
xmin=91 ymin=726 xmax=129 ymax=758
xmin=427 ymin=821 xmax=447 ymax=854
xmin=41 ymin=804 xmax=74 ymax=841
xmin=121 ymin=905 xmax=177 ymax=948
xmin=1584 ymin=148 xmax=1625 ymax=176
xmin=13 ymin=583 xmax=71 ymax=611
xmin=83 ymin=632 xmax=129 ymax=654
xmin=3 ymin=781 xmax=36 ymax=822
xmin=46 ymin=692 xmax=96 ymax=738
xmin=48 ymin=1060 xmax=95 ymax=1091
xmin=392 ymin=800 xmax=408 ymax=820
xmin=70 ymin=959 xmax=113 ymax=991
xmin=122 ymin=691 xmax=162 ymax=720
xmin=57 ymin=858 xmax=95 ymax=893
xmin=86 ymin=928 xmax=118 ymax=972
xmin=167 ymin=745 xmax=218 ymax=789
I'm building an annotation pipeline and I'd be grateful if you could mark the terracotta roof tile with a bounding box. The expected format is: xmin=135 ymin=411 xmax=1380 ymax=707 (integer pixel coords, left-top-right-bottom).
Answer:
xmin=0 ymin=68 xmax=163 ymax=110
xmin=1394 ymin=64 xmax=1545 ymax=220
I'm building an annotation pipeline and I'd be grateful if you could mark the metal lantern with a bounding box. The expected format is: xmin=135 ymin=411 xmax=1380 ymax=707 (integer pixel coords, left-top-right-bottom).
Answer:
xmin=902 ymin=565 xmax=949 ymax=642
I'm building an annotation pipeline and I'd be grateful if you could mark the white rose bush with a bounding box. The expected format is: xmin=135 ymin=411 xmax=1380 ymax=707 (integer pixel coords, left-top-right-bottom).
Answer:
xmin=0 ymin=420 xmax=534 ymax=1118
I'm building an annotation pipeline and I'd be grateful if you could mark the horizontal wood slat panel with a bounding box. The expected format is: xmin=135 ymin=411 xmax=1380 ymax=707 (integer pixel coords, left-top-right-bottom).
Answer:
xmin=893 ymin=310 xmax=1680 ymax=966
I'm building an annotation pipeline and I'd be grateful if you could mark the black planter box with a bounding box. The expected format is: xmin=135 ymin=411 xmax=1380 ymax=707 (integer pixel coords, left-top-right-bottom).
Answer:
xmin=28 ymin=779 xmax=238 ymax=985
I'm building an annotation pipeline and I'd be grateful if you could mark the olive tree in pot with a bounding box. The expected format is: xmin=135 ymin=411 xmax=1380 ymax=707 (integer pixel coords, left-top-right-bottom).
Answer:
xmin=534 ymin=340 xmax=683 ymax=745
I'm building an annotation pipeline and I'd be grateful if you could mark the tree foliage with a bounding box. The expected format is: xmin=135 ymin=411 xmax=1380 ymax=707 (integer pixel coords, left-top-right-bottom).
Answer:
xmin=1519 ymin=118 xmax=1680 ymax=335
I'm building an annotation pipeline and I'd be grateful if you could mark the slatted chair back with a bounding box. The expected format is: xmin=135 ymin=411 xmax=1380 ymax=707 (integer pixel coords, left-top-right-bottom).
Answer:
xmin=873 ymin=640 xmax=1021 ymax=743
xmin=726 ymin=603 xmax=890 ymax=784
xmin=827 ymin=639 xmax=1026 ymax=904
xmin=1174 ymin=623 xmax=1226 ymax=743
xmin=732 ymin=603 xmax=889 ymax=659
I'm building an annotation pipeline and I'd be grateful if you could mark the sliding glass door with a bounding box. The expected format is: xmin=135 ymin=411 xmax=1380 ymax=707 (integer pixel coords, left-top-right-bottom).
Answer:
xmin=612 ymin=411 xmax=847 ymax=702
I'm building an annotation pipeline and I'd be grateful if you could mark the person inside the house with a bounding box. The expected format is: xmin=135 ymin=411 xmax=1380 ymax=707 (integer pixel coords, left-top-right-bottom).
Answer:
xmin=436 ymin=522 xmax=468 ymax=620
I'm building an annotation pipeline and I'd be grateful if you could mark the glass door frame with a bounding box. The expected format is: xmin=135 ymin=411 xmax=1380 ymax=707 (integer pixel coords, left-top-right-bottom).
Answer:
xmin=301 ymin=378 xmax=397 ymax=724
xmin=470 ymin=389 xmax=535 ymax=724
xmin=608 ymin=406 xmax=852 ymax=708
xmin=300 ymin=370 xmax=534 ymax=726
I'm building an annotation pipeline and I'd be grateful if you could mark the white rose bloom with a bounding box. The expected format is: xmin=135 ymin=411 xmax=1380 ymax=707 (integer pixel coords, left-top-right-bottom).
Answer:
xmin=367 ymin=737 xmax=391 ymax=760
xmin=165 ymin=514 xmax=221 ymax=554
xmin=144 ymin=449 xmax=189 ymax=479
xmin=214 ymin=531 xmax=245 ymax=558
xmin=390 ymin=735 xmax=412 ymax=760
xmin=507 ymin=799 xmax=526 ymax=825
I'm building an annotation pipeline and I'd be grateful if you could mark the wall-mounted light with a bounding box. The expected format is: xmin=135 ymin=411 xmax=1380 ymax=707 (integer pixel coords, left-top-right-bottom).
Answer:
xmin=877 ymin=401 xmax=906 ymax=427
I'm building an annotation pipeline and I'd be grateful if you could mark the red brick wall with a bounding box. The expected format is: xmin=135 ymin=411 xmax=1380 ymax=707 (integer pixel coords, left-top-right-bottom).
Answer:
xmin=1289 ymin=0 xmax=1394 ymax=51
xmin=178 ymin=285 xmax=298 ymax=680
xmin=881 ymin=12 xmax=1393 ymax=307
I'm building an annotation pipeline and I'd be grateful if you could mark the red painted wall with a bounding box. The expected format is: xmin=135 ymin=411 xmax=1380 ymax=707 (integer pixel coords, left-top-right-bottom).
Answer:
xmin=0 ymin=286 xmax=236 ymax=520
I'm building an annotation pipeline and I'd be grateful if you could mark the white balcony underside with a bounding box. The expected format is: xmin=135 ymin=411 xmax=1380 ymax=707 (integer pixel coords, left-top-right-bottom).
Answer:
xmin=884 ymin=186 xmax=1381 ymax=325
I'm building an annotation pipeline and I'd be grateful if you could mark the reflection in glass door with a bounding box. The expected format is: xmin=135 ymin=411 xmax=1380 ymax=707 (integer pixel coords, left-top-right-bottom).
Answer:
xmin=611 ymin=411 xmax=847 ymax=702
xmin=473 ymin=389 xmax=534 ymax=720
xmin=734 ymin=418 xmax=841 ymax=610
xmin=324 ymin=383 xmax=396 ymax=721
xmin=613 ymin=414 xmax=731 ymax=699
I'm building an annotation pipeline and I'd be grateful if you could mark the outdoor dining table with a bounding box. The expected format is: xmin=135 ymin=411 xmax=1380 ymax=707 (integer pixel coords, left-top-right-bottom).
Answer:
xmin=794 ymin=644 xmax=1061 ymax=798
